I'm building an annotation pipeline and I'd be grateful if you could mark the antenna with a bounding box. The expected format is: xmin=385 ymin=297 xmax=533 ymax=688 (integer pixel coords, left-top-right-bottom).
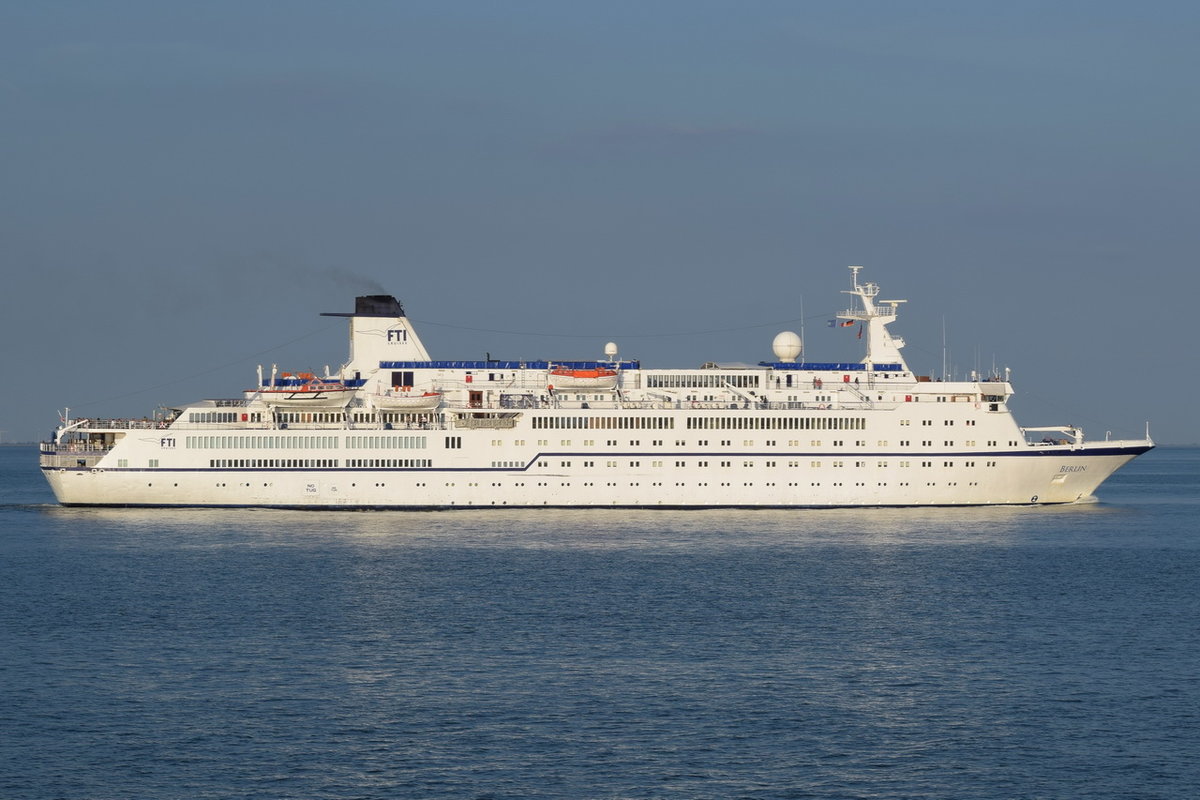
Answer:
xmin=942 ymin=316 xmax=947 ymax=380
xmin=799 ymin=293 xmax=805 ymax=365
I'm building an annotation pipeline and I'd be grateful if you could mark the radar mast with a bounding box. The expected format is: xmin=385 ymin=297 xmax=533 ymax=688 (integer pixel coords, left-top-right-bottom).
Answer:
xmin=838 ymin=266 xmax=909 ymax=370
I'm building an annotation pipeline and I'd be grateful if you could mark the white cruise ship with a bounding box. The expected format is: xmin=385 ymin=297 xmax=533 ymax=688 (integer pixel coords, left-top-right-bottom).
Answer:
xmin=41 ymin=268 xmax=1153 ymax=508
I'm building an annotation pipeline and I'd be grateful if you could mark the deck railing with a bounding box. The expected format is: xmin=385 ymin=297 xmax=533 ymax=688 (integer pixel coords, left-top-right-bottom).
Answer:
xmin=39 ymin=448 xmax=110 ymax=469
xmin=63 ymin=418 xmax=171 ymax=430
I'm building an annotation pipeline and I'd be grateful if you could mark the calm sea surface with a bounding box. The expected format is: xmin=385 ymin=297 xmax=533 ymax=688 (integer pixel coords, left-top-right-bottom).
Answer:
xmin=2 ymin=446 xmax=1198 ymax=799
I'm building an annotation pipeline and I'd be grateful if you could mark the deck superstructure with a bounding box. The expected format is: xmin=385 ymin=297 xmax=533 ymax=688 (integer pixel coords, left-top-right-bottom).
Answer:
xmin=41 ymin=268 xmax=1153 ymax=508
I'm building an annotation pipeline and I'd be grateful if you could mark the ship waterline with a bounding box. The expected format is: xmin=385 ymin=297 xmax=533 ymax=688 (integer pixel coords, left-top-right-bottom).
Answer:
xmin=40 ymin=268 xmax=1152 ymax=508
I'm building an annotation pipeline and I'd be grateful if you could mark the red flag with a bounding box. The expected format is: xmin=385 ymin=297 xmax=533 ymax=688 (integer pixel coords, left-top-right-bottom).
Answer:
xmin=857 ymin=324 xmax=863 ymax=339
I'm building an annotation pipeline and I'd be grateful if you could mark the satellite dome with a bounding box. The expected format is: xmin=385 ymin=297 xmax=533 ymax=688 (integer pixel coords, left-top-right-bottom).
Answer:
xmin=604 ymin=342 xmax=619 ymax=359
xmin=772 ymin=331 xmax=802 ymax=362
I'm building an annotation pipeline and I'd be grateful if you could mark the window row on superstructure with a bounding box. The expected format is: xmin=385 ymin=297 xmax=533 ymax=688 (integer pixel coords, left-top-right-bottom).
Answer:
xmin=533 ymin=415 xmax=676 ymax=430
xmin=209 ymin=458 xmax=338 ymax=468
xmin=187 ymin=435 xmax=339 ymax=449
xmin=349 ymin=412 xmax=437 ymax=425
xmin=686 ymin=416 xmax=866 ymax=430
xmin=533 ymin=459 xmax=995 ymax=469
xmin=345 ymin=435 xmax=428 ymax=449
xmin=188 ymin=411 xmax=350 ymax=425
xmin=276 ymin=412 xmax=344 ymax=425
xmin=207 ymin=458 xmax=431 ymax=468
xmin=199 ymin=457 xmax=999 ymax=471
xmin=190 ymin=435 xmax=430 ymax=450
xmin=190 ymin=411 xmax=253 ymax=424
xmin=647 ymin=374 xmax=761 ymax=389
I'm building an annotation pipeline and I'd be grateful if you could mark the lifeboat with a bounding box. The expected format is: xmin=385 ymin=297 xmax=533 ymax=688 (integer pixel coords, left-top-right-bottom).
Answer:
xmin=371 ymin=388 xmax=443 ymax=411
xmin=548 ymin=366 xmax=619 ymax=390
xmin=257 ymin=373 xmax=357 ymax=408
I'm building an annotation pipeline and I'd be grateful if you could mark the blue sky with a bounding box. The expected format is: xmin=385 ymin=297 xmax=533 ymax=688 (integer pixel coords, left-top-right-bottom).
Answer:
xmin=2 ymin=1 xmax=1196 ymax=443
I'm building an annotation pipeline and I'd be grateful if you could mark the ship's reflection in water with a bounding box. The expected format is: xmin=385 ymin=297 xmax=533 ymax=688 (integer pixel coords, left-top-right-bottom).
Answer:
xmin=44 ymin=495 xmax=1134 ymax=552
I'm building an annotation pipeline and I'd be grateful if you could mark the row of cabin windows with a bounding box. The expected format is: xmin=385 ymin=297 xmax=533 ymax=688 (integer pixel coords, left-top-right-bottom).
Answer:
xmin=192 ymin=409 xmax=983 ymax=432
xmin=208 ymin=458 xmax=437 ymax=468
xmin=531 ymin=415 xmax=909 ymax=431
xmin=276 ymin=412 xmax=344 ymax=424
xmin=186 ymin=432 xmax=1003 ymax=451
xmin=686 ymin=416 xmax=866 ymax=430
xmin=189 ymin=435 xmax=437 ymax=450
xmin=496 ymin=439 xmax=986 ymax=449
xmin=344 ymin=435 xmax=427 ymax=450
xmin=345 ymin=458 xmax=432 ymax=468
xmin=533 ymin=416 xmax=674 ymax=430
xmin=522 ymin=460 xmax=999 ymax=469
xmin=188 ymin=411 xmax=344 ymax=425
xmin=350 ymin=412 xmax=438 ymax=424
xmin=189 ymin=412 xmax=246 ymax=424
xmin=192 ymin=458 xmax=1003 ymax=472
xmin=187 ymin=435 xmax=338 ymax=449
xmin=647 ymin=374 xmax=760 ymax=389
xmin=209 ymin=459 xmax=338 ymax=468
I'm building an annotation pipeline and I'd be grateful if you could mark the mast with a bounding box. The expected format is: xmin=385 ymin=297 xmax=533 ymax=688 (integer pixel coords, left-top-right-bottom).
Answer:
xmin=838 ymin=266 xmax=909 ymax=370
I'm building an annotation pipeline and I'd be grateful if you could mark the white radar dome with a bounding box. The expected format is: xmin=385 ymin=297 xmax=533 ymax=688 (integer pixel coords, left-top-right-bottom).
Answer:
xmin=605 ymin=342 xmax=619 ymax=359
xmin=772 ymin=331 xmax=802 ymax=362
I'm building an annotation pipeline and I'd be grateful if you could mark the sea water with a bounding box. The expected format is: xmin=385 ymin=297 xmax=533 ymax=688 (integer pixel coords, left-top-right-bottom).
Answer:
xmin=2 ymin=446 xmax=1198 ymax=799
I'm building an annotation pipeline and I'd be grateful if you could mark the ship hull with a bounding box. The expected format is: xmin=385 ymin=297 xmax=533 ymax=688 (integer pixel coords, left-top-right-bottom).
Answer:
xmin=42 ymin=442 xmax=1150 ymax=509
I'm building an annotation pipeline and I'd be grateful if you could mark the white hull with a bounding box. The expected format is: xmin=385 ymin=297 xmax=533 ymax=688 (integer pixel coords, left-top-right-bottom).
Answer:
xmin=43 ymin=437 xmax=1147 ymax=508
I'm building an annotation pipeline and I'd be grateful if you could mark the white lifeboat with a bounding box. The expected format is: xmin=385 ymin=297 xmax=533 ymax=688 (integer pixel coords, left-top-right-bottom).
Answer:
xmin=548 ymin=366 xmax=619 ymax=390
xmin=371 ymin=387 xmax=443 ymax=411
xmin=257 ymin=373 xmax=357 ymax=408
